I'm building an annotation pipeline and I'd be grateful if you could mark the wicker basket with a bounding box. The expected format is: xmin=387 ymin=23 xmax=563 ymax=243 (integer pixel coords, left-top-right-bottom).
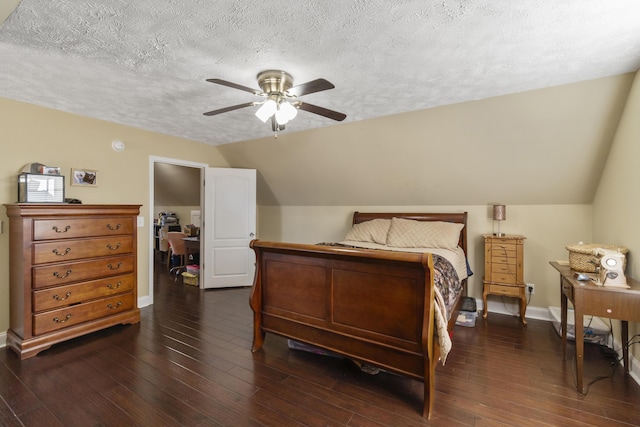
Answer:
xmin=565 ymin=243 xmax=628 ymax=272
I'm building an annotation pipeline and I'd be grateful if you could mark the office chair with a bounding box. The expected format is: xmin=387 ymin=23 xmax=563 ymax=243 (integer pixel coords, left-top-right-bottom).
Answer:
xmin=166 ymin=231 xmax=188 ymax=278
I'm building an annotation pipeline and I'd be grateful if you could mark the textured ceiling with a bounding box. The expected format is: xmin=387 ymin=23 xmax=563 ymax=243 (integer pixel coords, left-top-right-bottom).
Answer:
xmin=1 ymin=0 xmax=639 ymax=146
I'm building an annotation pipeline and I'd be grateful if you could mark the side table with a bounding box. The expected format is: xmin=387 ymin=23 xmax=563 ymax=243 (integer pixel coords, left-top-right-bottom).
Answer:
xmin=549 ymin=261 xmax=640 ymax=393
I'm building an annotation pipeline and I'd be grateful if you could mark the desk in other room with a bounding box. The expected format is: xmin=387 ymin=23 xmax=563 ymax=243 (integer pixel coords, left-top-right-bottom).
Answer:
xmin=549 ymin=261 xmax=640 ymax=394
xmin=182 ymin=236 xmax=200 ymax=263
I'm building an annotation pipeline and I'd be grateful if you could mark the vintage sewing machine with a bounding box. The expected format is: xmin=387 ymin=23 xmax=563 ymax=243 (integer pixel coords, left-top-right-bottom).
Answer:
xmin=594 ymin=248 xmax=628 ymax=288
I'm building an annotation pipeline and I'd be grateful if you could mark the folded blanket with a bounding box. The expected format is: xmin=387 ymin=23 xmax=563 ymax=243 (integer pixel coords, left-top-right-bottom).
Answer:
xmin=433 ymin=285 xmax=451 ymax=364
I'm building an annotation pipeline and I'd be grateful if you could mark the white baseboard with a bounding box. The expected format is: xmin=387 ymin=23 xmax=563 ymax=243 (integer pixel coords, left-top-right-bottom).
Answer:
xmin=479 ymin=297 xmax=552 ymax=321
xmin=0 ymin=331 xmax=5 ymax=349
xmin=138 ymin=295 xmax=152 ymax=308
xmin=611 ymin=335 xmax=640 ymax=385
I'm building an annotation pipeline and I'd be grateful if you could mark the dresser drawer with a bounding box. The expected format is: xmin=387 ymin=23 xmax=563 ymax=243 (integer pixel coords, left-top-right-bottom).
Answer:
xmin=33 ymin=217 xmax=134 ymax=240
xmin=33 ymin=236 xmax=134 ymax=264
xmin=32 ymin=255 xmax=134 ymax=288
xmin=33 ymin=293 xmax=134 ymax=335
xmin=33 ymin=274 xmax=135 ymax=311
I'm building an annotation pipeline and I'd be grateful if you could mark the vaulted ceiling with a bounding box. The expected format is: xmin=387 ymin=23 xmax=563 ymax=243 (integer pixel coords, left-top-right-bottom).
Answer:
xmin=1 ymin=1 xmax=639 ymax=147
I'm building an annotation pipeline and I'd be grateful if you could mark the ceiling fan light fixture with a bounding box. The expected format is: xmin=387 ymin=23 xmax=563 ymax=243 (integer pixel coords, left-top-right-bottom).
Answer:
xmin=205 ymin=69 xmax=346 ymax=128
xmin=255 ymin=99 xmax=277 ymax=123
xmin=275 ymin=101 xmax=298 ymax=125
xmin=282 ymin=100 xmax=298 ymax=120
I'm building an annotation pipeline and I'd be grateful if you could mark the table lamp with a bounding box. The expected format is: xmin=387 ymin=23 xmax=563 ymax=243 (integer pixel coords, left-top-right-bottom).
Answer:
xmin=493 ymin=204 xmax=506 ymax=236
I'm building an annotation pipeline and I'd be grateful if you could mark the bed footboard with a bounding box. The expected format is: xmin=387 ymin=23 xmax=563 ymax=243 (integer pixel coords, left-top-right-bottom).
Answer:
xmin=249 ymin=240 xmax=440 ymax=418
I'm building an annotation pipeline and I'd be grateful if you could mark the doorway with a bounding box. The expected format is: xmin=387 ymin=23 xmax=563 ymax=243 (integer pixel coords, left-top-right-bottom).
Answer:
xmin=148 ymin=156 xmax=207 ymax=305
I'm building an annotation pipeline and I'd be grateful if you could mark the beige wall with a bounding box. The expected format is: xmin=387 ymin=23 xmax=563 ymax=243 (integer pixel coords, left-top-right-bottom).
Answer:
xmin=592 ymin=71 xmax=640 ymax=367
xmin=0 ymin=98 xmax=229 ymax=336
xmin=218 ymin=74 xmax=633 ymax=208
xmin=258 ymin=204 xmax=592 ymax=314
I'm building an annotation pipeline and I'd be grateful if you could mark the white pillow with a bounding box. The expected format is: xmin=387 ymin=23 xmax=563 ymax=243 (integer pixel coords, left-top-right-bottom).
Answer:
xmin=343 ymin=219 xmax=391 ymax=244
xmin=386 ymin=217 xmax=463 ymax=250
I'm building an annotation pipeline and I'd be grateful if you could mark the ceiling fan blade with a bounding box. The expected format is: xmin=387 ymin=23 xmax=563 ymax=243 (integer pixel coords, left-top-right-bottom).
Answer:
xmin=297 ymin=102 xmax=346 ymax=121
xmin=206 ymin=79 xmax=262 ymax=96
xmin=287 ymin=78 xmax=335 ymax=97
xmin=203 ymin=102 xmax=256 ymax=116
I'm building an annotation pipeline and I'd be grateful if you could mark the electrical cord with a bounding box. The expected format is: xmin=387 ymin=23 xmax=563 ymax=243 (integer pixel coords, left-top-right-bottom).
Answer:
xmin=498 ymin=245 xmax=518 ymax=281
xmin=500 ymin=296 xmax=520 ymax=315
xmin=496 ymin=244 xmax=527 ymax=313
xmin=572 ymin=350 xmax=620 ymax=395
xmin=571 ymin=339 xmax=639 ymax=395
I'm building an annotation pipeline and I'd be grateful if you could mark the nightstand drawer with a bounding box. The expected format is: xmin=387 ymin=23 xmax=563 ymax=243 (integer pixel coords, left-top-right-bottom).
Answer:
xmin=491 ymin=263 xmax=515 ymax=274
xmin=490 ymin=273 xmax=518 ymax=285
xmin=491 ymin=256 xmax=517 ymax=267
xmin=485 ymin=283 xmax=522 ymax=297
xmin=490 ymin=245 xmax=516 ymax=259
xmin=490 ymin=237 xmax=519 ymax=246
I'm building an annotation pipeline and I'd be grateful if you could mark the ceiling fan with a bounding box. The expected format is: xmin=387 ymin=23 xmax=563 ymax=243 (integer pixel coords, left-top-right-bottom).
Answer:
xmin=203 ymin=70 xmax=347 ymax=132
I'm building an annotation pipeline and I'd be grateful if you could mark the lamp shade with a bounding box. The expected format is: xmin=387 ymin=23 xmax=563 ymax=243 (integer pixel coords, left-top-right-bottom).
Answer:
xmin=255 ymin=99 xmax=277 ymax=123
xmin=275 ymin=101 xmax=298 ymax=125
xmin=493 ymin=204 xmax=506 ymax=221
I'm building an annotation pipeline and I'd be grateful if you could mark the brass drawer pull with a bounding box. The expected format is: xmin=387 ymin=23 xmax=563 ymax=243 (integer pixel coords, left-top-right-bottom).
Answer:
xmin=52 ymin=292 xmax=71 ymax=301
xmin=106 ymin=223 xmax=121 ymax=231
xmin=107 ymin=262 xmax=122 ymax=270
xmin=106 ymin=243 xmax=121 ymax=250
xmin=107 ymin=301 xmax=122 ymax=310
xmin=52 ymin=225 xmax=71 ymax=233
xmin=52 ymin=248 xmax=71 ymax=256
xmin=53 ymin=269 xmax=72 ymax=279
xmin=53 ymin=314 xmax=71 ymax=324
xmin=107 ymin=282 xmax=121 ymax=290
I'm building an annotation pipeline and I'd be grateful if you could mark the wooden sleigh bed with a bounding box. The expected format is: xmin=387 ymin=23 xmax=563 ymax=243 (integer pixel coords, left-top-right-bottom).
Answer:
xmin=249 ymin=212 xmax=469 ymax=419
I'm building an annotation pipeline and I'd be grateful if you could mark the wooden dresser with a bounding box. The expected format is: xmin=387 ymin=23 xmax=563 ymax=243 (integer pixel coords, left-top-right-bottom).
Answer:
xmin=482 ymin=234 xmax=527 ymax=325
xmin=5 ymin=204 xmax=141 ymax=359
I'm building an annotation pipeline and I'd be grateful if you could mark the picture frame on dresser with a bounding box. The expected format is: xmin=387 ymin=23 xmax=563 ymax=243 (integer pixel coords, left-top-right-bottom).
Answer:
xmin=71 ymin=168 xmax=98 ymax=186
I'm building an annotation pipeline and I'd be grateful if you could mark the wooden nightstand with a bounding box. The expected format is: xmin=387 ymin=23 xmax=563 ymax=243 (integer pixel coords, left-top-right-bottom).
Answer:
xmin=482 ymin=234 xmax=526 ymax=325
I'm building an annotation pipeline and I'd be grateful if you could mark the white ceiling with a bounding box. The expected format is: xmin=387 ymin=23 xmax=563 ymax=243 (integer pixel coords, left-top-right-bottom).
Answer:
xmin=1 ymin=1 xmax=640 ymax=147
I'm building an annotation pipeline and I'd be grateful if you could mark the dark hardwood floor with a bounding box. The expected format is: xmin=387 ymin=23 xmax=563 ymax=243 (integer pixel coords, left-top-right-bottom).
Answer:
xmin=1 ymin=260 xmax=639 ymax=426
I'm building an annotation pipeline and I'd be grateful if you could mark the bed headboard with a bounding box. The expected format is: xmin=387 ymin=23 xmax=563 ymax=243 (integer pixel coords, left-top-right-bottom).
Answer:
xmin=352 ymin=211 xmax=468 ymax=257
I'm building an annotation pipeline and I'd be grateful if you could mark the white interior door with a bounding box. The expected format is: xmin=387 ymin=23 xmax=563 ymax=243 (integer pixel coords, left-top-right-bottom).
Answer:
xmin=202 ymin=168 xmax=256 ymax=289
